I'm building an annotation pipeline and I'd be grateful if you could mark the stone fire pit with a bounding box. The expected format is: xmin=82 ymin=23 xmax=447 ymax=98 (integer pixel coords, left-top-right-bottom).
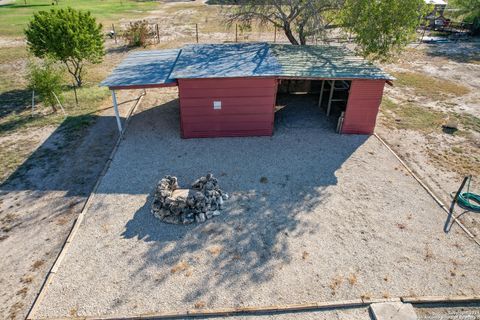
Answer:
xmin=151 ymin=174 xmax=229 ymax=224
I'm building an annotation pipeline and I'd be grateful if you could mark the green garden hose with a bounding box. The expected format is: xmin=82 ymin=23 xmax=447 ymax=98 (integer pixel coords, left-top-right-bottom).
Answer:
xmin=457 ymin=192 xmax=480 ymax=212
xmin=456 ymin=176 xmax=480 ymax=212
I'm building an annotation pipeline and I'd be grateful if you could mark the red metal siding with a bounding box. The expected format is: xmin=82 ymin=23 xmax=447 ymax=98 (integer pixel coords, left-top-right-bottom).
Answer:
xmin=341 ymin=80 xmax=386 ymax=134
xmin=179 ymin=78 xmax=277 ymax=138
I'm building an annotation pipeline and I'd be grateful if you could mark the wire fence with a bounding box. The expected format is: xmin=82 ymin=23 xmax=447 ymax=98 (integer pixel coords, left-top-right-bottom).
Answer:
xmin=107 ymin=18 xmax=475 ymax=49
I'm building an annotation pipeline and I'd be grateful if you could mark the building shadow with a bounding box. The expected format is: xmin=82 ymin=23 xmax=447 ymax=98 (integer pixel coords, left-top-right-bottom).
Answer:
xmin=116 ymin=96 xmax=369 ymax=306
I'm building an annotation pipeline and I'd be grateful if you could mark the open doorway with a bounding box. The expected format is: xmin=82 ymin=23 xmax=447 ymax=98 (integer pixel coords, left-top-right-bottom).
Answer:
xmin=274 ymin=79 xmax=351 ymax=133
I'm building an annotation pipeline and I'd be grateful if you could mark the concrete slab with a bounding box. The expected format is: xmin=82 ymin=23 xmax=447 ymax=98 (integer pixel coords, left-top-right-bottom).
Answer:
xmin=370 ymin=302 xmax=417 ymax=320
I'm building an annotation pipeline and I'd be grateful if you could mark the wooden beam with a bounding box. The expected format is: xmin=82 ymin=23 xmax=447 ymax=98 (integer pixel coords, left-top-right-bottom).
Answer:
xmin=111 ymin=90 xmax=123 ymax=133
xmin=326 ymin=80 xmax=335 ymax=116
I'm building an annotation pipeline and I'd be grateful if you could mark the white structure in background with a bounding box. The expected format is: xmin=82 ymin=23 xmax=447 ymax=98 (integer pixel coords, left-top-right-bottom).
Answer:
xmin=425 ymin=0 xmax=448 ymax=28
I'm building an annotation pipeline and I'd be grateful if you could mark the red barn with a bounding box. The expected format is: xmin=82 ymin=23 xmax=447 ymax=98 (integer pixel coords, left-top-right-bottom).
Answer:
xmin=101 ymin=43 xmax=393 ymax=138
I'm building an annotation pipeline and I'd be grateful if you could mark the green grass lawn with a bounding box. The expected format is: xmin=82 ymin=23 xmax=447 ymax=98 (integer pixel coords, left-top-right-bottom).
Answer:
xmin=0 ymin=0 xmax=160 ymax=37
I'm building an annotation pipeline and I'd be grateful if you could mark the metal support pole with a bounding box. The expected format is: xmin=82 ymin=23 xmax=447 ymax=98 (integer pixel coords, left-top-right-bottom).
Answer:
xmin=318 ymin=80 xmax=325 ymax=108
xmin=235 ymin=24 xmax=238 ymax=42
xmin=327 ymin=80 xmax=335 ymax=116
xmin=111 ymin=90 xmax=123 ymax=133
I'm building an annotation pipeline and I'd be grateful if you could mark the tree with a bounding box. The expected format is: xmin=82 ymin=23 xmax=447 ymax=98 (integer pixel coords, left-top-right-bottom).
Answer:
xmin=342 ymin=0 xmax=426 ymax=60
xmin=27 ymin=60 xmax=64 ymax=113
xmin=227 ymin=0 xmax=343 ymax=45
xmin=25 ymin=8 xmax=104 ymax=87
xmin=227 ymin=0 xmax=426 ymax=59
xmin=449 ymin=0 xmax=480 ymax=34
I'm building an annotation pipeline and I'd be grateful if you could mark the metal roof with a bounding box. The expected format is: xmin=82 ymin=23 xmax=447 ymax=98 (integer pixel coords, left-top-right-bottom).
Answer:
xmin=101 ymin=43 xmax=393 ymax=89
xmin=269 ymin=44 xmax=394 ymax=80
xmin=100 ymin=49 xmax=180 ymax=88
xmin=170 ymin=43 xmax=280 ymax=79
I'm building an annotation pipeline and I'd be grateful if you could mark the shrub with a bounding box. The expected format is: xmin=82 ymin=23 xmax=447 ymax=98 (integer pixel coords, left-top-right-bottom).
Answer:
xmin=27 ymin=60 xmax=64 ymax=113
xmin=123 ymin=20 xmax=151 ymax=47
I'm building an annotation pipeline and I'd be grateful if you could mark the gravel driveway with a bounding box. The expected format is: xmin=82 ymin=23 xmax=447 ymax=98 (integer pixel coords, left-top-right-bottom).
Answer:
xmin=32 ymin=88 xmax=480 ymax=319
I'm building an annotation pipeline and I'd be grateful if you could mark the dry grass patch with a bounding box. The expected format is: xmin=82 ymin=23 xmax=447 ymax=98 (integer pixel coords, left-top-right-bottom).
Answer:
xmin=302 ymin=251 xmax=309 ymax=260
xmin=348 ymin=273 xmax=357 ymax=286
xmin=380 ymin=98 xmax=445 ymax=132
xmin=30 ymin=260 xmax=44 ymax=271
xmin=207 ymin=245 xmax=223 ymax=256
xmin=171 ymin=261 xmax=189 ymax=274
xmin=329 ymin=275 xmax=343 ymax=295
xmin=392 ymin=71 xmax=470 ymax=101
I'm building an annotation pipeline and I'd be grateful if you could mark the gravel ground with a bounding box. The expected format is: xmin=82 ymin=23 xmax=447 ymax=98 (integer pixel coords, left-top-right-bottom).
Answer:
xmin=33 ymin=89 xmax=480 ymax=319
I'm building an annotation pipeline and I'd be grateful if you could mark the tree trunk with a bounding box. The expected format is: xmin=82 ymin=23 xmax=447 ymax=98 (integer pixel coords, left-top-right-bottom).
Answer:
xmin=65 ymin=60 xmax=83 ymax=87
xmin=283 ymin=23 xmax=300 ymax=45
xmin=298 ymin=23 xmax=307 ymax=45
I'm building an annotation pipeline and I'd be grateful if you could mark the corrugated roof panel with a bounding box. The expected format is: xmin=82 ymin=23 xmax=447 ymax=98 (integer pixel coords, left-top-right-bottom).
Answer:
xmin=170 ymin=43 xmax=281 ymax=79
xmin=100 ymin=43 xmax=393 ymax=88
xmin=270 ymin=44 xmax=394 ymax=80
xmin=100 ymin=49 xmax=180 ymax=88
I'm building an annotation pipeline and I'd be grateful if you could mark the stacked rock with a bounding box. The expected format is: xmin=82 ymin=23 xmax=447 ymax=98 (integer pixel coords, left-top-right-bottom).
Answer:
xmin=151 ymin=173 xmax=228 ymax=225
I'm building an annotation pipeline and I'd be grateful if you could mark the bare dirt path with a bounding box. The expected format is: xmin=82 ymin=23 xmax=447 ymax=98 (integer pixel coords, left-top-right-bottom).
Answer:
xmin=0 ymin=89 xmax=143 ymax=320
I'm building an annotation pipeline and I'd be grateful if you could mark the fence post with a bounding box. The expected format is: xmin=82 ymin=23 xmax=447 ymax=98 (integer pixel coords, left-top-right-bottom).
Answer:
xmin=195 ymin=23 xmax=199 ymax=43
xmin=274 ymin=25 xmax=277 ymax=43
xmin=156 ymin=23 xmax=160 ymax=44
xmin=73 ymin=84 xmax=79 ymax=107
xmin=235 ymin=23 xmax=238 ymax=42
xmin=112 ymin=23 xmax=117 ymax=44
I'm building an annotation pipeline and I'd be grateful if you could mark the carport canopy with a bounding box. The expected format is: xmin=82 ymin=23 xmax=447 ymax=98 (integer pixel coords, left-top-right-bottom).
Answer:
xmin=100 ymin=43 xmax=394 ymax=133
xmin=100 ymin=49 xmax=181 ymax=132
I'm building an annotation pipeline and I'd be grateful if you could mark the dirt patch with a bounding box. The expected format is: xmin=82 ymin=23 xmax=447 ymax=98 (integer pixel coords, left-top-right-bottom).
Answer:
xmin=379 ymin=40 xmax=480 ymax=239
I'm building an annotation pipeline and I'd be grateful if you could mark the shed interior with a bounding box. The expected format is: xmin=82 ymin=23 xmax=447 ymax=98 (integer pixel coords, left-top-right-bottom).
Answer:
xmin=275 ymin=79 xmax=351 ymax=132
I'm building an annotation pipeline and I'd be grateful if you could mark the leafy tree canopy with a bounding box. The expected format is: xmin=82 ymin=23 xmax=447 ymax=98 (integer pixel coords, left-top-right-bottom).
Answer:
xmin=341 ymin=0 xmax=426 ymax=60
xmin=228 ymin=0 xmax=427 ymax=60
xmin=25 ymin=7 xmax=104 ymax=87
xmin=449 ymin=0 xmax=480 ymax=34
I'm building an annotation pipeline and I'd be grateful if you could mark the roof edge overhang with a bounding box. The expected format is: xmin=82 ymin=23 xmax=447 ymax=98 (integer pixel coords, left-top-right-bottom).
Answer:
xmin=107 ymin=82 xmax=178 ymax=91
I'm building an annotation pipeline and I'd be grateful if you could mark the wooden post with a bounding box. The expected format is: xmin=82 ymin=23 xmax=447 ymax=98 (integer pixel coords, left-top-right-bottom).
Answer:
xmin=235 ymin=24 xmax=238 ymax=42
xmin=112 ymin=23 xmax=117 ymax=44
xmin=156 ymin=24 xmax=160 ymax=44
xmin=195 ymin=24 xmax=199 ymax=43
xmin=327 ymin=80 xmax=335 ymax=116
xmin=318 ymin=80 xmax=325 ymax=108
xmin=73 ymin=84 xmax=79 ymax=107
xmin=274 ymin=25 xmax=277 ymax=43
xmin=111 ymin=90 xmax=123 ymax=133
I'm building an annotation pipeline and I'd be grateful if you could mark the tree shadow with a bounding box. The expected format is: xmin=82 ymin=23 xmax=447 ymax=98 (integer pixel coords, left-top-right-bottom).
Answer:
xmin=0 ymin=88 xmax=32 ymax=119
xmin=117 ymin=96 xmax=368 ymax=307
xmin=423 ymin=39 xmax=480 ymax=64
xmin=0 ymin=3 xmax=52 ymax=8
xmin=1 ymin=112 xmax=120 ymax=197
